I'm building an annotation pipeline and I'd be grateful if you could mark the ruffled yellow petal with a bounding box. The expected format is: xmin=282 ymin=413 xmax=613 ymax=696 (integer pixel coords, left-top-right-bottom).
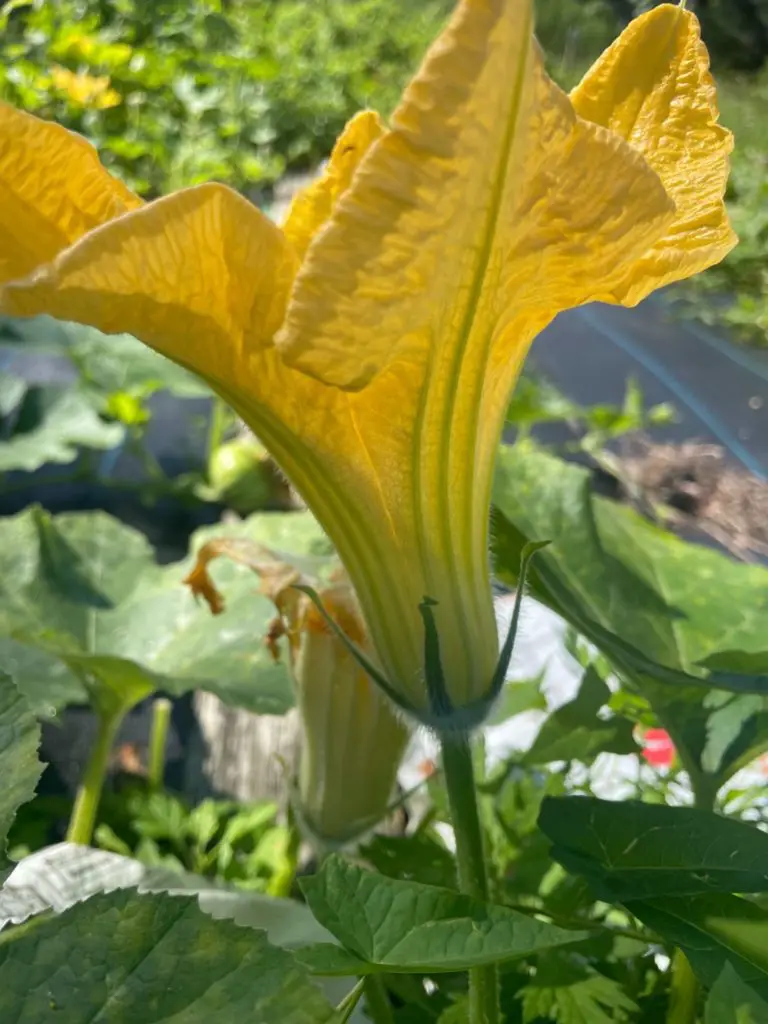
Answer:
xmin=281 ymin=110 xmax=385 ymax=261
xmin=2 ymin=183 xmax=297 ymax=391
xmin=0 ymin=0 xmax=730 ymax=727
xmin=273 ymin=0 xmax=673 ymax=714
xmin=0 ymin=102 xmax=141 ymax=285
xmin=277 ymin=0 xmax=672 ymax=391
xmin=570 ymin=3 xmax=736 ymax=302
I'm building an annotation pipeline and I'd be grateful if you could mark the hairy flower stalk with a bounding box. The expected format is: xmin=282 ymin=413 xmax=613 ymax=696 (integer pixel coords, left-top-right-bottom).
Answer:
xmin=0 ymin=1 xmax=733 ymax=728
xmin=185 ymin=539 xmax=410 ymax=845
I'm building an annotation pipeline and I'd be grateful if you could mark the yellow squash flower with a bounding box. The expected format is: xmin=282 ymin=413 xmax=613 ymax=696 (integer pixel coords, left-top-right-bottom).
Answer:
xmin=0 ymin=1 xmax=734 ymax=726
xmin=185 ymin=540 xmax=410 ymax=844
xmin=50 ymin=66 xmax=121 ymax=110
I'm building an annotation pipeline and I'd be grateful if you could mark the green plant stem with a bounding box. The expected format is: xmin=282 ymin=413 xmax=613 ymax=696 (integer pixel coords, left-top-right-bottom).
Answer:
xmin=363 ymin=975 xmax=395 ymax=1024
xmin=440 ymin=732 xmax=499 ymax=1024
xmin=65 ymin=709 xmax=122 ymax=845
xmin=148 ymin=697 xmax=172 ymax=791
xmin=336 ymin=978 xmax=365 ymax=1023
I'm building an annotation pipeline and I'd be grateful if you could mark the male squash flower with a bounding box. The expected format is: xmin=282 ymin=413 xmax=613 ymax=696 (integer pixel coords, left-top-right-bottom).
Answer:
xmin=185 ymin=540 xmax=409 ymax=844
xmin=0 ymin=1 xmax=734 ymax=726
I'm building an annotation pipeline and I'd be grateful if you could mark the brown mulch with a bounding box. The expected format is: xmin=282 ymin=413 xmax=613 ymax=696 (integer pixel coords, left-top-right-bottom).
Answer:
xmin=618 ymin=439 xmax=768 ymax=561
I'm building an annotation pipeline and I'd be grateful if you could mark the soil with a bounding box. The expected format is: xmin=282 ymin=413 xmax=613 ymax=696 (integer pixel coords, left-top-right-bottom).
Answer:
xmin=616 ymin=438 xmax=768 ymax=561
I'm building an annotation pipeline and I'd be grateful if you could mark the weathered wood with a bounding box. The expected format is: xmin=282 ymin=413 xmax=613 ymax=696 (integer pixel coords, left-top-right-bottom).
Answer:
xmin=187 ymin=693 xmax=300 ymax=803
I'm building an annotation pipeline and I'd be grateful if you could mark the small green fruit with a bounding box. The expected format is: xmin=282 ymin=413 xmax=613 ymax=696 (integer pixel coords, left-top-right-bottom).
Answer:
xmin=208 ymin=437 xmax=290 ymax=513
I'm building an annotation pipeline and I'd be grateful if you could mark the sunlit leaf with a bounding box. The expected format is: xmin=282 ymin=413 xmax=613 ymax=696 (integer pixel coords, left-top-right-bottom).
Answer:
xmin=492 ymin=444 xmax=768 ymax=781
xmin=0 ymin=507 xmax=329 ymax=716
xmin=0 ymin=889 xmax=340 ymax=1023
xmin=298 ymin=855 xmax=586 ymax=974
xmin=493 ymin=444 xmax=768 ymax=697
xmin=0 ymin=673 xmax=42 ymax=876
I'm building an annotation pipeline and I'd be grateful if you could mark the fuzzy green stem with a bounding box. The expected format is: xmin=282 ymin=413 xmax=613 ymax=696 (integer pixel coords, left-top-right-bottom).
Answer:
xmin=441 ymin=732 xmax=499 ymax=1024
xmin=363 ymin=975 xmax=395 ymax=1024
xmin=66 ymin=710 xmax=122 ymax=845
xmin=148 ymin=698 xmax=172 ymax=791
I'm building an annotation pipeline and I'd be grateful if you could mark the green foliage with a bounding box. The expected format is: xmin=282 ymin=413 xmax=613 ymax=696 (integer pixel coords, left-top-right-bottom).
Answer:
xmin=0 ymin=316 xmax=213 ymax=503
xmin=0 ymin=673 xmax=42 ymax=874
xmin=94 ymin=790 xmax=290 ymax=892
xmin=706 ymin=963 xmax=768 ymax=1024
xmin=507 ymin=374 xmax=676 ymax=454
xmin=637 ymin=0 xmax=768 ymax=72
xmin=298 ymin=855 xmax=586 ymax=975
xmin=0 ymin=385 xmax=123 ymax=472
xmin=534 ymin=0 xmax=617 ymax=74
xmin=518 ymin=955 xmax=638 ymax=1024
xmin=359 ymin=832 xmax=458 ymax=891
xmin=0 ymin=506 xmax=329 ymax=716
xmin=0 ymin=0 xmax=452 ymax=197
xmin=521 ymin=667 xmax=636 ymax=767
xmin=631 ymin=892 xmax=768 ymax=996
xmin=682 ymin=73 xmax=768 ymax=345
xmin=492 ymin=442 xmax=768 ymax=793
xmin=539 ymin=797 xmax=768 ymax=901
xmin=0 ymin=888 xmax=340 ymax=1023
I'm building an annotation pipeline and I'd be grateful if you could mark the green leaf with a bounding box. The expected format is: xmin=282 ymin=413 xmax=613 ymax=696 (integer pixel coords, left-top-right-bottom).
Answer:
xmin=1 ymin=843 xmax=332 ymax=947
xmin=2 ymin=845 xmax=357 ymax=1014
xmin=0 ymin=639 xmax=84 ymax=716
xmin=0 ymin=508 xmax=329 ymax=716
xmin=66 ymin=324 xmax=210 ymax=398
xmin=539 ymin=797 xmax=768 ymax=901
xmin=298 ymin=855 xmax=586 ymax=974
xmin=31 ymin=506 xmax=114 ymax=609
xmin=492 ymin=444 xmax=768 ymax=698
xmin=705 ymin=963 xmax=768 ymax=1024
xmin=0 ymin=389 xmax=123 ymax=471
xmin=492 ymin=444 xmax=768 ymax=783
xmin=701 ymin=694 xmax=768 ymax=775
xmin=0 ymin=674 xmax=42 ymax=873
xmin=359 ymin=832 xmax=457 ymax=890
xmin=296 ymin=944 xmax=371 ymax=977
xmin=627 ymin=893 xmax=768 ymax=996
xmin=436 ymin=998 xmax=471 ymax=1023
xmin=517 ymin=955 xmax=637 ymax=1024
xmin=521 ymin=667 xmax=636 ymax=766
xmin=0 ymin=889 xmax=340 ymax=1022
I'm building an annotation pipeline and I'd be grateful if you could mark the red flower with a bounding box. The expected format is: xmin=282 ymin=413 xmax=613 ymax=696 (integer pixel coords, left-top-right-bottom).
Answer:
xmin=641 ymin=728 xmax=676 ymax=768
